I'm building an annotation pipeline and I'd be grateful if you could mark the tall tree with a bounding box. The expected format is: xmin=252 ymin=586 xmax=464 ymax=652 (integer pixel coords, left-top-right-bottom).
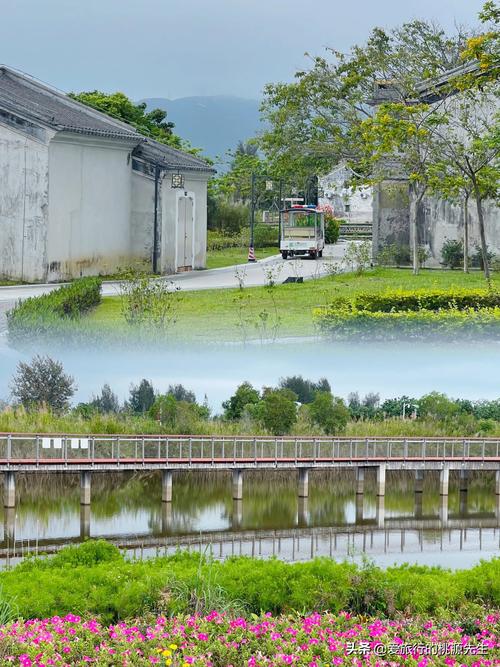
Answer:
xmin=71 ymin=91 xmax=185 ymax=149
xmin=259 ymin=21 xmax=469 ymax=181
xmin=10 ymin=356 xmax=76 ymax=412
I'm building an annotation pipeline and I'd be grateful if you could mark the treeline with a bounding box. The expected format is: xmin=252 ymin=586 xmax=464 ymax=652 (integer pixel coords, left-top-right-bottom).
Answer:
xmin=2 ymin=356 xmax=500 ymax=437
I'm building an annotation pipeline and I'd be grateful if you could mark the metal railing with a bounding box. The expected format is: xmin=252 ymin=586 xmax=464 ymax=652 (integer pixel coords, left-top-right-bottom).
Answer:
xmin=0 ymin=435 xmax=499 ymax=467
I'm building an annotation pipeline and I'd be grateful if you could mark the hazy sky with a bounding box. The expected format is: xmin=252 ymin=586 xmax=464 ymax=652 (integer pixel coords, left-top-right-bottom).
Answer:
xmin=1 ymin=0 xmax=484 ymax=100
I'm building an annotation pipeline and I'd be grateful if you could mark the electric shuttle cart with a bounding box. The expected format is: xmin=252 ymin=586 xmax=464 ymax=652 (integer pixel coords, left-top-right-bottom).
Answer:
xmin=280 ymin=205 xmax=325 ymax=259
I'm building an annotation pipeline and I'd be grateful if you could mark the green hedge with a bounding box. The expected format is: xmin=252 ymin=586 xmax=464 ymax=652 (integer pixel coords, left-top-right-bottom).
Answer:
xmin=207 ymin=225 xmax=279 ymax=252
xmin=327 ymin=289 xmax=500 ymax=313
xmin=314 ymin=305 xmax=500 ymax=339
xmin=7 ymin=277 xmax=102 ymax=346
xmin=325 ymin=218 xmax=341 ymax=244
xmin=1 ymin=541 xmax=499 ymax=622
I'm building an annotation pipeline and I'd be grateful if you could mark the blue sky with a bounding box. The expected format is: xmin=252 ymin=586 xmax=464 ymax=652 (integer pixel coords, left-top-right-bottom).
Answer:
xmin=1 ymin=0 xmax=485 ymax=100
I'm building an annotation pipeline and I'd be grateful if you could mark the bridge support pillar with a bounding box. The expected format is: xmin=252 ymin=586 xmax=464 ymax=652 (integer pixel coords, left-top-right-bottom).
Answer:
xmin=3 ymin=471 xmax=15 ymax=508
xmin=376 ymin=464 xmax=386 ymax=496
xmin=356 ymin=467 xmax=364 ymax=495
xmin=80 ymin=471 xmax=91 ymax=505
xmin=298 ymin=497 xmax=309 ymax=527
xmin=495 ymin=470 xmax=500 ymax=495
xmin=161 ymin=501 xmax=173 ymax=533
xmin=355 ymin=493 xmax=363 ymax=523
xmin=459 ymin=469 xmax=469 ymax=493
xmin=4 ymin=507 xmax=15 ymax=545
xmin=439 ymin=494 xmax=449 ymax=525
xmin=415 ymin=469 xmax=424 ymax=494
xmin=80 ymin=505 xmax=90 ymax=539
xmin=376 ymin=495 xmax=385 ymax=528
xmin=298 ymin=468 xmax=309 ymax=498
xmin=232 ymin=499 xmax=243 ymax=529
xmin=232 ymin=470 xmax=243 ymax=500
xmin=414 ymin=491 xmax=423 ymax=518
xmin=162 ymin=470 xmax=173 ymax=503
xmin=439 ymin=467 xmax=449 ymax=496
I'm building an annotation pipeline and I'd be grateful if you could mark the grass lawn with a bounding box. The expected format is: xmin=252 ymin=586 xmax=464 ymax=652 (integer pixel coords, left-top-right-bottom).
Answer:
xmin=206 ymin=246 xmax=278 ymax=269
xmin=88 ymin=267 xmax=500 ymax=342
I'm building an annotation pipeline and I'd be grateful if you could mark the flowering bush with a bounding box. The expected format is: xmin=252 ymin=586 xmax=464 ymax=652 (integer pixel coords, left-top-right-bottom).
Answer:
xmin=0 ymin=611 xmax=498 ymax=667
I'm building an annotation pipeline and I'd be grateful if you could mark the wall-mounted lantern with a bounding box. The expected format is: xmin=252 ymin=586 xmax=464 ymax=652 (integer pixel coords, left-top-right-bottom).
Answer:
xmin=171 ymin=172 xmax=185 ymax=189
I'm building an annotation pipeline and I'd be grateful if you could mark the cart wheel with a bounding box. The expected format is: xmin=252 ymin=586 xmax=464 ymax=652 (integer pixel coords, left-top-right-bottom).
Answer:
xmin=318 ymin=250 xmax=323 ymax=258
xmin=281 ymin=251 xmax=288 ymax=260
xmin=309 ymin=250 xmax=317 ymax=259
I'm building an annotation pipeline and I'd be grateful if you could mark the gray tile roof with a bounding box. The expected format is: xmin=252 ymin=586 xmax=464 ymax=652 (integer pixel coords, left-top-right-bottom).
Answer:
xmin=0 ymin=66 xmax=215 ymax=173
xmin=133 ymin=139 xmax=215 ymax=173
xmin=0 ymin=66 xmax=142 ymax=140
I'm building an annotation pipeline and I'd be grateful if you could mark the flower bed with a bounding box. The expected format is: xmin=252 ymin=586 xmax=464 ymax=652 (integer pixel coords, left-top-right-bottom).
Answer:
xmin=0 ymin=612 xmax=498 ymax=666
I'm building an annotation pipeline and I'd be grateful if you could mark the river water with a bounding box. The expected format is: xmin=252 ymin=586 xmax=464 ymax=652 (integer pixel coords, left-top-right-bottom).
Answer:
xmin=1 ymin=470 xmax=499 ymax=569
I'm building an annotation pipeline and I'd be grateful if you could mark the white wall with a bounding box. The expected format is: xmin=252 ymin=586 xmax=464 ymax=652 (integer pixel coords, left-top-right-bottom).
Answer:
xmin=131 ymin=171 xmax=155 ymax=267
xmin=422 ymin=195 xmax=500 ymax=267
xmin=47 ymin=133 xmax=136 ymax=280
xmin=0 ymin=121 xmax=53 ymax=281
xmin=319 ymin=165 xmax=373 ymax=224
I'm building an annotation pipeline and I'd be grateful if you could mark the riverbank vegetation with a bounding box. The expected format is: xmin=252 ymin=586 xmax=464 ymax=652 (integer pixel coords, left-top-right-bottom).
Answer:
xmin=3 ymin=361 xmax=500 ymax=437
xmin=0 ymin=541 xmax=499 ymax=623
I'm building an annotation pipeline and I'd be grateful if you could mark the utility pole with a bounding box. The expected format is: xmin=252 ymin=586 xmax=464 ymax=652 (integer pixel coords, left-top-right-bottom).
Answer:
xmin=248 ymin=171 xmax=257 ymax=262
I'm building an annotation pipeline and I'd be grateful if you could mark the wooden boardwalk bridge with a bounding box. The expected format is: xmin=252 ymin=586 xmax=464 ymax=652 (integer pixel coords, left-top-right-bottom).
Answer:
xmin=1 ymin=434 xmax=499 ymax=508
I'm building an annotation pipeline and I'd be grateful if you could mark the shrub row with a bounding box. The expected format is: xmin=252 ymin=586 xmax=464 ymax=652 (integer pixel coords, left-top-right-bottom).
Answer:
xmin=1 ymin=540 xmax=499 ymax=622
xmin=314 ymin=306 xmax=500 ymax=340
xmin=7 ymin=277 xmax=102 ymax=346
xmin=207 ymin=224 xmax=279 ymax=251
xmin=327 ymin=289 xmax=500 ymax=313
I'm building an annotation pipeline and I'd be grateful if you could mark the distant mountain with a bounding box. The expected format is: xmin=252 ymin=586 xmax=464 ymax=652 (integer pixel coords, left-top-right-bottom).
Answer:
xmin=141 ymin=96 xmax=262 ymax=169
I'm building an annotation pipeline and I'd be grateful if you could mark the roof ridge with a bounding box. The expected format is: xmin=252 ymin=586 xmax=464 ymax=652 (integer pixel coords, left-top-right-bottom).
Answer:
xmin=0 ymin=65 xmax=141 ymax=137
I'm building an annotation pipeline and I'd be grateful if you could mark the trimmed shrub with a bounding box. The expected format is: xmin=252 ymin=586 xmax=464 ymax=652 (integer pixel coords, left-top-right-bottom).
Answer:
xmin=7 ymin=277 xmax=102 ymax=346
xmin=441 ymin=239 xmax=464 ymax=269
xmin=252 ymin=224 xmax=278 ymax=248
xmin=325 ymin=218 xmax=341 ymax=244
xmin=326 ymin=288 xmax=500 ymax=313
xmin=314 ymin=305 xmax=500 ymax=340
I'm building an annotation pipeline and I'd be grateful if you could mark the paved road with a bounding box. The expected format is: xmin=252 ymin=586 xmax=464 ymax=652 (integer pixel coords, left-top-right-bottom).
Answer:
xmin=0 ymin=242 xmax=354 ymax=334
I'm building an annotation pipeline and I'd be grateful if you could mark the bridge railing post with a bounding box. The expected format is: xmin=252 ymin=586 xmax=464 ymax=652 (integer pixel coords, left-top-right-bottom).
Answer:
xmin=7 ymin=434 xmax=11 ymax=462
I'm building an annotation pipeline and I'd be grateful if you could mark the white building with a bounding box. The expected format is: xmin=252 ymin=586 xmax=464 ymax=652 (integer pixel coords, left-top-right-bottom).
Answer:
xmin=318 ymin=163 xmax=373 ymax=224
xmin=0 ymin=66 xmax=215 ymax=282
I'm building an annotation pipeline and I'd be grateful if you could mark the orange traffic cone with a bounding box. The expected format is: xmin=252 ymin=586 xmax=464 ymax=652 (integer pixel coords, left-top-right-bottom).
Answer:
xmin=248 ymin=246 xmax=256 ymax=262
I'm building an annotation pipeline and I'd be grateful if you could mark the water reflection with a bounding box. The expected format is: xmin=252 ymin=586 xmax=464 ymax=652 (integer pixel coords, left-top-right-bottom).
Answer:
xmin=1 ymin=470 xmax=499 ymax=568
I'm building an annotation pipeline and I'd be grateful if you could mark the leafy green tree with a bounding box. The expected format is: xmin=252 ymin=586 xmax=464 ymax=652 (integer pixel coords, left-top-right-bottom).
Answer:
xmin=90 ymin=384 xmax=120 ymax=414
xmin=380 ymin=396 xmax=418 ymax=418
xmin=309 ymin=392 xmax=350 ymax=435
xmin=223 ymin=382 xmax=260 ymax=420
xmin=257 ymin=388 xmax=298 ymax=435
xmin=260 ymin=21 xmax=468 ymax=183
xmin=71 ymin=91 xmax=184 ymax=148
xmin=149 ymin=394 xmax=207 ymax=430
xmin=418 ymin=392 xmax=461 ymax=421
xmin=128 ymin=379 xmax=156 ymax=414
xmin=10 ymin=356 xmax=76 ymax=412
xmin=279 ymin=376 xmax=331 ymax=404
xmin=425 ymin=83 xmax=499 ymax=282
xmin=167 ymin=384 xmax=196 ymax=404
